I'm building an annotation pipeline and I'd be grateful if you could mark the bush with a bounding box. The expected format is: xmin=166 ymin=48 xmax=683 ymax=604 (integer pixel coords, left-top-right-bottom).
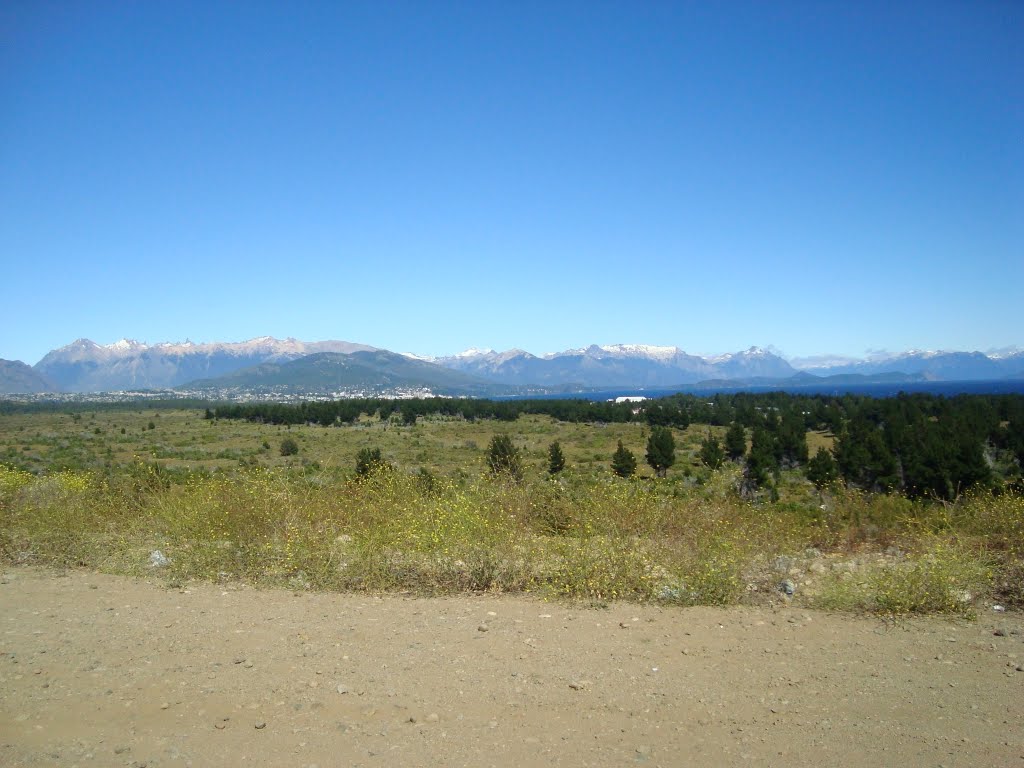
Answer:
xmin=486 ymin=434 xmax=523 ymax=481
xmin=815 ymin=539 xmax=991 ymax=616
xmin=279 ymin=438 xmax=299 ymax=457
xmin=355 ymin=447 xmax=386 ymax=477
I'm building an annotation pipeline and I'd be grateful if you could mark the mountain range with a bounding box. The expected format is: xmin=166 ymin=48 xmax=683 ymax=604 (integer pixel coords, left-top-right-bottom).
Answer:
xmin=1 ymin=337 xmax=1022 ymax=395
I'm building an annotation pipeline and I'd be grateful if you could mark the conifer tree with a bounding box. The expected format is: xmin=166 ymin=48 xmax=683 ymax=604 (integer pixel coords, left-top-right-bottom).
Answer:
xmin=699 ymin=433 xmax=725 ymax=470
xmin=611 ymin=440 xmax=637 ymax=478
xmin=547 ymin=441 xmax=566 ymax=475
xmin=805 ymin=446 xmax=838 ymax=489
xmin=646 ymin=427 xmax=676 ymax=478
xmin=725 ymin=421 xmax=746 ymax=460
xmin=487 ymin=434 xmax=524 ymax=481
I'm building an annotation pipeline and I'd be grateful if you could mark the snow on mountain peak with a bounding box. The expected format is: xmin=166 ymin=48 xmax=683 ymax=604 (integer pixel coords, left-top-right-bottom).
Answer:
xmin=455 ymin=347 xmax=495 ymax=359
xmin=598 ymin=344 xmax=681 ymax=360
xmin=106 ymin=339 xmax=147 ymax=352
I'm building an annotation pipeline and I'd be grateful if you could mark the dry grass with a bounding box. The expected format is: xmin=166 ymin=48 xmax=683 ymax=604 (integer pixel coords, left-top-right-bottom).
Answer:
xmin=1 ymin=407 xmax=1021 ymax=616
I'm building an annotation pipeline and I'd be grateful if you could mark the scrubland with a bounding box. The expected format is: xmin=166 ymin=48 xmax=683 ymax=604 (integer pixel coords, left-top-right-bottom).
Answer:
xmin=2 ymin=407 xmax=1021 ymax=616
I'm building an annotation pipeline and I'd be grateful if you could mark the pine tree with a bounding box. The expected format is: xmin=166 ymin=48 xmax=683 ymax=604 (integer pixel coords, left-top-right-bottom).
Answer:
xmin=487 ymin=434 xmax=523 ymax=480
xmin=725 ymin=421 xmax=746 ymax=460
xmin=547 ymin=441 xmax=566 ymax=475
xmin=645 ymin=427 xmax=676 ymax=478
xmin=745 ymin=427 xmax=777 ymax=487
xmin=805 ymin=446 xmax=838 ymax=489
xmin=699 ymin=433 xmax=725 ymax=470
xmin=611 ymin=440 xmax=637 ymax=478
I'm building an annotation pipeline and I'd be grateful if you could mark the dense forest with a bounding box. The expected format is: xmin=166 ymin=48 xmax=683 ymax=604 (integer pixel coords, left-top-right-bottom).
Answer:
xmin=209 ymin=392 xmax=1024 ymax=501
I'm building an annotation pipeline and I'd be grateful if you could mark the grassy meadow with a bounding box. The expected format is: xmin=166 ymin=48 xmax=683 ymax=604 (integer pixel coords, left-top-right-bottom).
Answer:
xmin=1 ymin=405 xmax=1020 ymax=616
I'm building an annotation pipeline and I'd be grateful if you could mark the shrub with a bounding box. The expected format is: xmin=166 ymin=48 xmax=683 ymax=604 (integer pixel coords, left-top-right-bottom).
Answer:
xmin=279 ymin=438 xmax=299 ymax=457
xmin=486 ymin=434 xmax=523 ymax=481
xmin=355 ymin=447 xmax=386 ymax=477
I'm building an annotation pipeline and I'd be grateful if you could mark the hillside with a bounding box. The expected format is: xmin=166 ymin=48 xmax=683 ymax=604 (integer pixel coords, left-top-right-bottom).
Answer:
xmin=0 ymin=359 xmax=57 ymax=394
xmin=34 ymin=337 xmax=377 ymax=392
xmin=184 ymin=350 xmax=502 ymax=395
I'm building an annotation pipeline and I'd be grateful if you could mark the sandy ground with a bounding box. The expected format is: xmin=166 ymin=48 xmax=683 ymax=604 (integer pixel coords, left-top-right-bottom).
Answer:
xmin=1 ymin=568 xmax=1022 ymax=768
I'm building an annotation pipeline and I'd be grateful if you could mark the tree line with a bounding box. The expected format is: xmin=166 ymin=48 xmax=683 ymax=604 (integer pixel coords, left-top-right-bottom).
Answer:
xmin=209 ymin=392 xmax=1024 ymax=500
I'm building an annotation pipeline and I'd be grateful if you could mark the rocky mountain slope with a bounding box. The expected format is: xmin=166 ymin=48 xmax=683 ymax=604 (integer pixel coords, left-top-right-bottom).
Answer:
xmin=33 ymin=337 xmax=376 ymax=392
xmin=5 ymin=337 xmax=1023 ymax=395
xmin=0 ymin=360 xmax=57 ymax=394
xmin=185 ymin=350 xmax=499 ymax=396
xmin=432 ymin=345 xmax=793 ymax=387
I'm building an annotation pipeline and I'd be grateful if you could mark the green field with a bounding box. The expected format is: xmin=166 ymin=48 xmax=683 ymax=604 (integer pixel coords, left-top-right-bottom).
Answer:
xmin=1 ymin=405 xmax=1021 ymax=616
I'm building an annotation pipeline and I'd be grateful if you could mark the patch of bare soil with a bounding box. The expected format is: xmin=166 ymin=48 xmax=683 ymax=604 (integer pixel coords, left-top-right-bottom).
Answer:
xmin=1 ymin=567 xmax=1022 ymax=767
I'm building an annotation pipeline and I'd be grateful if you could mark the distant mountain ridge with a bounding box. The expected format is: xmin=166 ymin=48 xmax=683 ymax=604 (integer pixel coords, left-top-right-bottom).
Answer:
xmin=186 ymin=351 xmax=499 ymax=396
xmin=0 ymin=360 xmax=56 ymax=394
xmin=430 ymin=345 xmax=794 ymax=387
xmin=33 ymin=337 xmax=376 ymax=393
xmin=0 ymin=337 xmax=1021 ymax=395
xmin=789 ymin=349 xmax=1024 ymax=381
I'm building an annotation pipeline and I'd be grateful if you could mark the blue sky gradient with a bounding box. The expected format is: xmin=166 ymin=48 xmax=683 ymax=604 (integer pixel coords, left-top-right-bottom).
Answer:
xmin=2 ymin=1 xmax=1021 ymax=365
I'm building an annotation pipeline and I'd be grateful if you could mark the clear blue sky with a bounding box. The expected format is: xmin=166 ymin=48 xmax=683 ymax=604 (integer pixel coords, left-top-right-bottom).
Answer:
xmin=2 ymin=1 xmax=1021 ymax=365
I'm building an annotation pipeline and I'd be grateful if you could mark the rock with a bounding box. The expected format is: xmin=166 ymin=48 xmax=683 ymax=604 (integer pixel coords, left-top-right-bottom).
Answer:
xmin=426 ymin=712 xmax=439 ymax=723
xmin=477 ymin=624 xmax=489 ymax=633
xmin=772 ymin=556 xmax=793 ymax=574
xmin=148 ymin=550 xmax=170 ymax=568
xmin=657 ymin=584 xmax=679 ymax=600
xmin=569 ymin=679 xmax=592 ymax=690
xmin=992 ymin=605 xmax=1006 ymax=612
xmin=255 ymin=721 xmax=266 ymax=729
xmin=994 ymin=628 xmax=1008 ymax=637
xmin=779 ymin=579 xmax=796 ymax=597
xmin=336 ymin=684 xmax=348 ymax=694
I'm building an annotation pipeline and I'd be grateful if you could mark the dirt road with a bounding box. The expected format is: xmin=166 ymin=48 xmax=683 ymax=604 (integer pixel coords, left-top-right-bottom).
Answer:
xmin=1 ymin=568 xmax=1021 ymax=767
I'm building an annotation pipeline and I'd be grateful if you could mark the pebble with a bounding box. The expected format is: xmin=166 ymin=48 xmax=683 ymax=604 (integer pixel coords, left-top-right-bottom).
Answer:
xmin=336 ymin=684 xmax=349 ymax=694
xmin=779 ymin=580 xmax=796 ymax=597
xmin=255 ymin=721 xmax=266 ymax=730
xmin=426 ymin=712 xmax=439 ymax=723
xmin=477 ymin=624 xmax=489 ymax=633
xmin=994 ymin=628 xmax=1008 ymax=637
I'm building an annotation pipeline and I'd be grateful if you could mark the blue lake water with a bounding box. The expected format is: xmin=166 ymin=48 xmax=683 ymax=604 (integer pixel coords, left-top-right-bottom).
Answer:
xmin=500 ymin=379 xmax=1024 ymax=402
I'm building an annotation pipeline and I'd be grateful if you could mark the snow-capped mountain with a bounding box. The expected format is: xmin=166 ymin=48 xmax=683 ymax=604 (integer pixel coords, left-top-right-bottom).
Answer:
xmin=34 ymin=337 xmax=377 ymax=392
xmin=433 ymin=344 xmax=792 ymax=388
xmin=790 ymin=349 xmax=1022 ymax=381
xmin=8 ymin=337 xmax=1023 ymax=395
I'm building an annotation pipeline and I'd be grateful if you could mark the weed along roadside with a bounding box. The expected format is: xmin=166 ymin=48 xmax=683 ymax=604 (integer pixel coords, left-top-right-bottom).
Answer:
xmin=1 ymin=395 xmax=1022 ymax=617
